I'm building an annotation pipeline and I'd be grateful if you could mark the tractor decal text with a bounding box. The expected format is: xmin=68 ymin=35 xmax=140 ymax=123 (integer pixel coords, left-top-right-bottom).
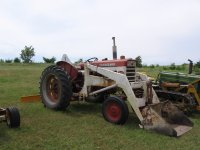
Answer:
xmin=99 ymin=63 xmax=116 ymax=67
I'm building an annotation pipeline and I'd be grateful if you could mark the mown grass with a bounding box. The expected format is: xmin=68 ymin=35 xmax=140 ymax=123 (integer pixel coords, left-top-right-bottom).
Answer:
xmin=0 ymin=63 xmax=200 ymax=150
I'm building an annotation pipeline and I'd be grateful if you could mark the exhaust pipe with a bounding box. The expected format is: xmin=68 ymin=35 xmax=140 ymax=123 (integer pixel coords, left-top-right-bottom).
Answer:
xmin=188 ymin=59 xmax=193 ymax=74
xmin=112 ymin=37 xmax=117 ymax=59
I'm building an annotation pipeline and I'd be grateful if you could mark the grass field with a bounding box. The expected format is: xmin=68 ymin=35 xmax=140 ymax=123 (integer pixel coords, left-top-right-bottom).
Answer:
xmin=0 ymin=63 xmax=200 ymax=150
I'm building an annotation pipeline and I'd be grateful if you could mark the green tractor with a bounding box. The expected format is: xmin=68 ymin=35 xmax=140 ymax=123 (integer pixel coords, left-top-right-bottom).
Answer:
xmin=154 ymin=61 xmax=200 ymax=113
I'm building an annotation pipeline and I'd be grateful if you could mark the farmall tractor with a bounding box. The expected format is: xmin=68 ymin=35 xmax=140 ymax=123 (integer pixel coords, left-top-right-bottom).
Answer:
xmin=39 ymin=37 xmax=193 ymax=136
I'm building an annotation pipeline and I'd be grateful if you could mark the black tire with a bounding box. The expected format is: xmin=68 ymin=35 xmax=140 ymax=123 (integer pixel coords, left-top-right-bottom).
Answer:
xmin=102 ymin=96 xmax=129 ymax=125
xmin=39 ymin=65 xmax=72 ymax=110
xmin=6 ymin=107 xmax=20 ymax=128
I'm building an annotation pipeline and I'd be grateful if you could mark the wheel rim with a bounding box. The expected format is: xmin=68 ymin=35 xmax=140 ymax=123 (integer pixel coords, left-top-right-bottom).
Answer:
xmin=105 ymin=102 xmax=121 ymax=122
xmin=45 ymin=74 xmax=60 ymax=103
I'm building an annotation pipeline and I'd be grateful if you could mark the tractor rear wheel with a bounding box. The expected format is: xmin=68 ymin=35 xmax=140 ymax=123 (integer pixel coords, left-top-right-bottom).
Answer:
xmin=102 ymin=96 xmax=129 ymax=125
xmin=6 ymin=107 xmax=20 ymax=128
xmin=40 ymin=65 xmax=72 ymax=110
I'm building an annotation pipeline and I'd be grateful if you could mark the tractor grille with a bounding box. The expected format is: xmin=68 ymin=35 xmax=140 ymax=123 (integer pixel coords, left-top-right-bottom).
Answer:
xmin=126 ymin=60 xmax=136 ymax=82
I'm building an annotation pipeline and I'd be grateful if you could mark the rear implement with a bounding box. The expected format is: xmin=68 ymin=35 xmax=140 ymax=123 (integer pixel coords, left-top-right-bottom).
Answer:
xmin=154 ymin=72 xmax=200 ymax=112
xmin=0 ymin=107 xmax=20 ymax=128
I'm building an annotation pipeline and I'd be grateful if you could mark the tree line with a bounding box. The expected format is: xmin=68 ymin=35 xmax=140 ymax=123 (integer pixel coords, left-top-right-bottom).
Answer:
xmin=1 ymin=45 xmax=200 ymax=73
xmin=0 ymin=45 xmax=56 ymax=64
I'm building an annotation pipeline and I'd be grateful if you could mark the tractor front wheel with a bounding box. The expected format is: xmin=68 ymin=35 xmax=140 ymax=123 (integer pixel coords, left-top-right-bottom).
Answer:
xmin=102 ymin=96 xmax=129 ymax=125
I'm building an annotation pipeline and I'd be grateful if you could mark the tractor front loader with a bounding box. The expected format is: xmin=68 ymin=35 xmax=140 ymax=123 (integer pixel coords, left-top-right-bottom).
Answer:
xmin=39 ymin=37 xmax=193 ymax=136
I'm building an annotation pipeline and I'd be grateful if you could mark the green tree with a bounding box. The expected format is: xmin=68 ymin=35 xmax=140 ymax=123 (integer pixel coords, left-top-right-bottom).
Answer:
xmin=5 ymin=59 xmax=12 ymax=63
xmin=169 ymin=63 xmax=176 ymax=70
xmin=43 ymin=57 xmax=56 ymax=63
xmin=195 ymin=60 xmax=200 ymax=68
xmin=20 ymin=46 xmax=35 ymax=63
xmin=150 ymin=64 xmax=155 ymax=68
xmin=14 ymin=57 xmax=21 ymax=63
xmin=135 ymin=56 xmax=142 ymax=67
xmin=0 ymin=59 xmax=4 ymax=63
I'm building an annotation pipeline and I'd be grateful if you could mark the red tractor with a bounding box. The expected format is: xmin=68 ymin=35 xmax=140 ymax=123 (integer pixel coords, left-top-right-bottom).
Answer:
xmin=39 ymin=37 xmax=193 ymax=136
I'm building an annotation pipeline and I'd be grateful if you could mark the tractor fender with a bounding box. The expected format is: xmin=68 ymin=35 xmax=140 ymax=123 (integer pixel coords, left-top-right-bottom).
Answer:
xmin=56 ymin=61 xmax=78 ymax=80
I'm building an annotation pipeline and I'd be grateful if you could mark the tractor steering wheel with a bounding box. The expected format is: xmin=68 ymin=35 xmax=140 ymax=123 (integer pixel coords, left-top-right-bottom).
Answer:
xmin=85 ymin=57 xmax=98 ymax=63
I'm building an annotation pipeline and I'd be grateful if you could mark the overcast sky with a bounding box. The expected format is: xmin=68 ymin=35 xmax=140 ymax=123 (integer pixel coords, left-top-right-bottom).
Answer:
xmin=0 ymin=0 xmax=200 ymax=65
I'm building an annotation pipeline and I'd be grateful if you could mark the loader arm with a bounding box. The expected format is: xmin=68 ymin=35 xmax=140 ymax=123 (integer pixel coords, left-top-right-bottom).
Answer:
xmin=86 ymin=63 xmax=144 ymax=122
xmin=84 ymin=63 xmax=193 ymax=136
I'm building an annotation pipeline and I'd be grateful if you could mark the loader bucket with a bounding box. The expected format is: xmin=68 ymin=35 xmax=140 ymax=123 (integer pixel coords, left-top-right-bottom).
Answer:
xmin=142 ymin=101 xmax=193 ymax=136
